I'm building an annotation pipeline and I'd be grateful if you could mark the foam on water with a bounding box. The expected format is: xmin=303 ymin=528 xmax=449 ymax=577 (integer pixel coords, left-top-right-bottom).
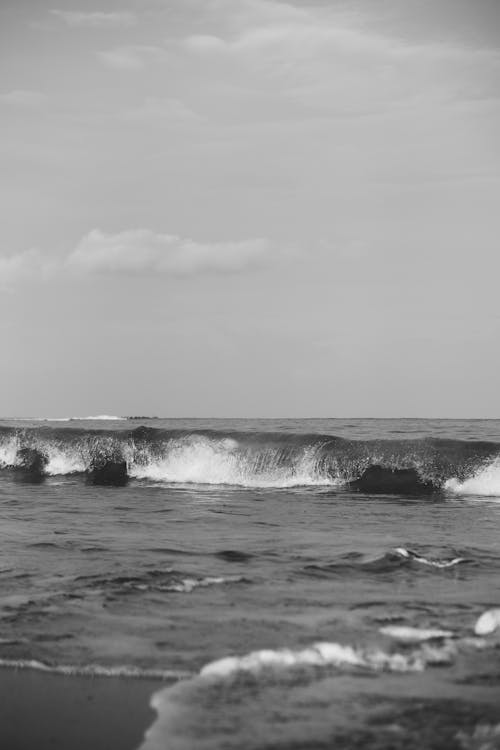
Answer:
xmin=160 ymin=575 xmax=247 ymax=593
xmin=392 ymin=547 xmax=467 ymax=568
xmin=199 ymin=641 xmax=426 ymax=678
xmin=393 ymin=547 xmax=467 ymax=568
xmin=0 ymin=658 xmax=190 ymax=680
xmin=474 ymin=608 xmax=500 ymax=636
xmin=445 ymin=458 xmax=500 ymax=498
xmin=44 ymin=444 xmax=86 ymax=475
xmin=380 ymin=626 xmax=454 ymax=643
xmin=0 ymin=436 xmax=19 ymax=468
xmin=128 ymin=435 xmax=334 ymax=488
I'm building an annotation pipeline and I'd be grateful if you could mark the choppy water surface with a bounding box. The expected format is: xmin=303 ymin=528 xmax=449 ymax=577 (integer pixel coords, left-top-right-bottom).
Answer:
xmin=1 ymin=418 xmax=499 ymax=748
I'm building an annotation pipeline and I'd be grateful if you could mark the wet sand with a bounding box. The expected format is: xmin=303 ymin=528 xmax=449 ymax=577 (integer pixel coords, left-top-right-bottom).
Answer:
xmin=1 ymin=668 xmax=158 ymax=750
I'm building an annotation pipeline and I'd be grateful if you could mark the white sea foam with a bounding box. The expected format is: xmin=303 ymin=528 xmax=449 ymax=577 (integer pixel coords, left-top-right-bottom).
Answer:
xmin=129 ymin=435 xmax=335 ymax=488
xmin=0 ymin=658 xmax=190 ymax=680
xmin=0 ymin=438 xmax=86 ymax=475
xmin=160 ymin=575 xmax=246 ymax=593
xmin=380 ymin=626 xmax=454 ymax=643
xmin=0 ymin=436 xmax=20 ymax=467
xmin=44 ymin=445 xmax=86 ymax=475
xmin=474 ymin=608 xmax=500 ymax=636
xmin=199 ymin=641 xmax=425 ymax=679
xmin=393 ymin=547 xmax=466 ymax=568
xmin=445 ymin=458 xmax=500 ymax=498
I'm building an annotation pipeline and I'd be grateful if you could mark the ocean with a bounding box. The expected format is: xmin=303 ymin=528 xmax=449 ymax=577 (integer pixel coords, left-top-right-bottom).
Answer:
xmin=1 ymin=417 xmax=499 ymax=749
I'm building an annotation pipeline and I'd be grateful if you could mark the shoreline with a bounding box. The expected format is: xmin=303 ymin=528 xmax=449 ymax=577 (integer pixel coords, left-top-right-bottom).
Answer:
xmin=1 ymin=667 xmax=160 ymax=750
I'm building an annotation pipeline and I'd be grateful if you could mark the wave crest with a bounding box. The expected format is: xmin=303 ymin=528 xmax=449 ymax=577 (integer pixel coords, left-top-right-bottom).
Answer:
xmin=0 ymin=426 xmax=499 ymax=494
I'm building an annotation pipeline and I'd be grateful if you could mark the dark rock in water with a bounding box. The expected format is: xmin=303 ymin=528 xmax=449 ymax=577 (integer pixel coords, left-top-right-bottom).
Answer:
xmin=349 ymin=465 xmax=435 ymax=495
xmin=87 ymin=461 xmax=128 ymax=487
xmin=14 ymin=447 xmax=47 ymax=483
xmin=215 ymin=550 xmax=253 ymax=563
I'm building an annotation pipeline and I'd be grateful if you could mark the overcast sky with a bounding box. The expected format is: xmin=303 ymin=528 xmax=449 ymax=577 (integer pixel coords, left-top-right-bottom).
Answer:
xmin=1 ymin=0 xmax=499 ymax=418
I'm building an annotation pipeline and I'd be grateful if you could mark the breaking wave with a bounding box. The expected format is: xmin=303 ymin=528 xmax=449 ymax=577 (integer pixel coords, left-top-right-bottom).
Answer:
xmin=0 ymin=425 xmax=499 ymax=495
xmin=444 ymin=458 xmax=500 ymax=498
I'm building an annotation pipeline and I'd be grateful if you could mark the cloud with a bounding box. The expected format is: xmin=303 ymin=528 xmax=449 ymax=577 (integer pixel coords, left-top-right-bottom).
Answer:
xmin=0 ymin=90 xmax=46 ymax=107
xmin=95 ymin=0 xmax=499 ymax=123
xmin=50 ymin=10 xmax=137 ymax=28
xmin=0 ymin=249 xmax=54 ymax=286
xmin=123 ymin=97 xmax=203 ymax=124
xmin=98 ymin=45 xmax=166 ymax=70
xmin=67 ymin=229 xmax=272 ymax=276
xmin=0 ymin=230 xmax=276 ymax=285
xmin=176 ymin=1 xmax=500 ymax=118
xmin=43 ymin=0 xmax=500 ymax=134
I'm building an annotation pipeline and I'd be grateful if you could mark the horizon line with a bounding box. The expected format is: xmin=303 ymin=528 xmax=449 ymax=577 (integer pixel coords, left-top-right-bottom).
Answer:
xmin=2 ymin=416 xmax=499 ymax=422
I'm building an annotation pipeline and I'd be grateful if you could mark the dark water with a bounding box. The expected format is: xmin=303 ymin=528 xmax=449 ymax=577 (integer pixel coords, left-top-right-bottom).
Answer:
xmin=1 ymin=418 xmax=500 ymax=748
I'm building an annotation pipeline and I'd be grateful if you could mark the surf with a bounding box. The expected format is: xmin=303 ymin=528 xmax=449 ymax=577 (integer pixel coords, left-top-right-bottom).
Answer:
xmin=0 ymin=425 xmax=499 ymax=495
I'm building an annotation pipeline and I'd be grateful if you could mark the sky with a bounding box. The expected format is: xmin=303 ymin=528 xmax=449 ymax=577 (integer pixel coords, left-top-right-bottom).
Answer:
xmin=1 ymin=0 xmax=499 ymax=418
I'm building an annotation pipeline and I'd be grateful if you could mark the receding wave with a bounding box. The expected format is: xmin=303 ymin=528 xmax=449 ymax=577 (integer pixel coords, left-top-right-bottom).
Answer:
xmin=1 ymin=426 xmax=499 ymax=494
xmin=139 ymin=637 xmax=463 ymax=750
xmin=0 ymin=658 xmax=190 ymax=680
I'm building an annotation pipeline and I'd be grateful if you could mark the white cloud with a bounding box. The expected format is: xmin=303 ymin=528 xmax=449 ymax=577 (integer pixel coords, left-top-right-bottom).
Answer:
xmin=0 ymin=230 xmax=276 ymax=285
xmin=123 ymin=97 xmax=203 ymax=124
xmin=0 ymin=249 xmax=54 ymax=286
xmin=94 ymin=0 xmax=499 ymax=123
xmin=67 ymin=229 xmax=272 ymax=276
xmin=0 ymin=90 xmax=46 ymax=107
xmin=51 ymin=10 xmax=137 ymax=28
xmin=175 ymin=1 xmax=500 ymax=119
xmin=98 ymin=45 xmax=166 ymax=70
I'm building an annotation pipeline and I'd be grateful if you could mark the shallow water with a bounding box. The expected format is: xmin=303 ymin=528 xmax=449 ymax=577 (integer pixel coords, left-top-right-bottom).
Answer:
xmin=1 ymin=418 xmax=499 ymax=748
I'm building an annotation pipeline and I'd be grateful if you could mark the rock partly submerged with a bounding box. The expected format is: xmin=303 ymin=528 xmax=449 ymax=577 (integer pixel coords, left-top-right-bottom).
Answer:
xmin=14 ymin=448 xmax=47 ymax=483
xmin=87 ymin=460 xmax=128 ymax=487
xmin=349 ymin=465 xmax=435 ymax=495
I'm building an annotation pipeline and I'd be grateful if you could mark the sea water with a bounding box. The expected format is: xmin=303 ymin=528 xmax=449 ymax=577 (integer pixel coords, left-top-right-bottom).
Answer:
xmin=1 ymin=418 xmax=499 ymax=748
